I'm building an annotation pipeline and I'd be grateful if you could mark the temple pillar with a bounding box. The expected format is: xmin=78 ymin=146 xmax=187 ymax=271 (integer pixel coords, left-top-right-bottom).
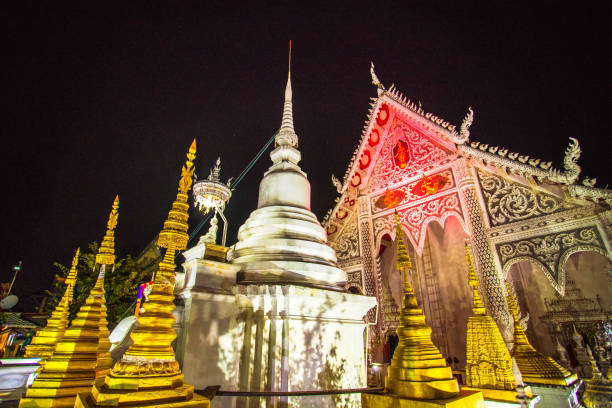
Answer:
xmin=357 ymin=194 xmax=383 ymax=364
xmin=455 ymin=158 xmax=512 ymax=340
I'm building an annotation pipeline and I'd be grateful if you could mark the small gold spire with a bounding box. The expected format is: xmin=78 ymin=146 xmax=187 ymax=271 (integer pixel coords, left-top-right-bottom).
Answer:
xmin=158 ymin=139 xmax=196 ymax=251
xmin=466 ymin=243 xmax=486 ymax=315
xmin=95 ymin=195 xmax=119 ymax=265
xmin=23 ymin=248 xmax=80 ymax=361
xmin=75 ymin=141 xmax=209 ymax=408
xmin=506 ymin=282 xmax=577 ymax=386
xmin=288 ymin=40 xmax=292 ymax=74
xmin=384 ymin=212 xmax=459 ymax=399
xmin=464 ymin=243 xmax=517 ymax=396
xmin=394 ymin=211 xmax=412 ymax=274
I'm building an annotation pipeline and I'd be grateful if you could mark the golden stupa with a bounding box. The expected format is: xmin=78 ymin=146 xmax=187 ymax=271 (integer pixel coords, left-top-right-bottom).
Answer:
xmin=362 ymin=212 xmax=484 ymax=408
xmin=19 ymin=196 xmax=118 ymax=408
xmin=463 ymin=243 xmax=529 ymax=405
xmin=76 ymin=140 xmax=210 ymax=407
xmin=506 ymin=282 xmax=578 ymax=386
xmin=24 ymin=248 xmax=80 ymax=361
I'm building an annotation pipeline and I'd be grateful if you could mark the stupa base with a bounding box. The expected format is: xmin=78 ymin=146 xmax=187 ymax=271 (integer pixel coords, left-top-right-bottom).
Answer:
xmin=462 ymin=386 xmax=540 ymax=407
xmin=19 ymin=387 xmax=93 ymax=408
xmin=362 ymin=389 xmax=485 ymax=408
xmin=74 ymin=381 xmax=210 ymax=407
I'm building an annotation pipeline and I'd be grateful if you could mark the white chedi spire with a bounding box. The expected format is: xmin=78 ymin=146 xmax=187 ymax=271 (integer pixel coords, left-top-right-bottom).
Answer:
xmin=227 ymin=64 xmax=346 ymax=288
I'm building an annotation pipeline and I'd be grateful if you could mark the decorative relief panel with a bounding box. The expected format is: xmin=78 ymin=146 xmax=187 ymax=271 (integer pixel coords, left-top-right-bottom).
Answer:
xmin=477 ymin=170 xmax=574 ymax=226
xmin=372 ymin=192 xmax=467 ymax=255
xmin=369 ymin=116 xmax=454 ymax=190
xmin=330 ymin=212 xmax=360 ymax=261
xmin=497 ymin=226 xmax=607 ymax=294
xmin=370 ymin=169 xmax=455 ymax=214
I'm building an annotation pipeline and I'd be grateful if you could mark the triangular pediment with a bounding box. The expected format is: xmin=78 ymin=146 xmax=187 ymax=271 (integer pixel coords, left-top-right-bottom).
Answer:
xmin=366 ymin=113 xmax=455 ymax=191
xmin=341 ymin=97 xmax=458 ymax=195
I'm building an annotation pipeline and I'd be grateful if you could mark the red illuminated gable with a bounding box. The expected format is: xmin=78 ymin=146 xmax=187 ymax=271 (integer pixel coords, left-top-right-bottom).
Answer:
xmin=367 ymin=114 xmax=455 ymax=191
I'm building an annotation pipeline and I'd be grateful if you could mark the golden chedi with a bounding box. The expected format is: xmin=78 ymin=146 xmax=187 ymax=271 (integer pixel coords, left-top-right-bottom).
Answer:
xmin=362 ymin=212 xmax=484 ymax=408
xmin=506 ymin=282 xmax=577 ymax=386
xmin=24 ymin=248 xmax=80 ymax=361
xmin=20 ymin=197 xmax=119 ymax=408
xmin=76 ymin=140 xmax=210 ymax=408
xmin=462 ymin=243 xmax=527 ymax=405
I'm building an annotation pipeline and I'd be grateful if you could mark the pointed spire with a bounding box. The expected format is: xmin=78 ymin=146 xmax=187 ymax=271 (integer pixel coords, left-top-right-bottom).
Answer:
xmin=75 ymin=140 xmax=209 ymax=408
xmin=506 ymin=282 xmax=576 ymax=386
xmin=464 ymin=243 xmax=517 ymax=395
xmin=23 ymin=248 xmax=81 ymax=361
xmin=466 ymin=243 xmax=486 ymax=315
xmin=381 ymin=212 xmax=460 ymax=400
xmin=95 ymin=195 xmax=119 ymax=266
xmin=275 ymin=42 xmax=298 ymax=148
xmin=158 ymin=139 xmax=196 ymax=251
xmin=20 ymin=241 xmax=113 ymax=407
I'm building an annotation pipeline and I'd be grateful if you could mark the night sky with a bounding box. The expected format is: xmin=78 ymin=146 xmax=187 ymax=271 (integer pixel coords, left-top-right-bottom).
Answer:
xmin=2 ymin=3 xmax=610 ymax=312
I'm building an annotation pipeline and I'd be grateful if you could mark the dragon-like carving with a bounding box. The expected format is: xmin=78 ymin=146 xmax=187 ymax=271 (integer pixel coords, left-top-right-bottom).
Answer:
xmin=370 ymin=61 xmax=385 ymax=96
xmin=548 ymin=137 xmax=581 ymax=185
xmin=331 ymin=174 xmax=343 ymax=193
xmin=457 ymin=107 xmax=474 ymax=143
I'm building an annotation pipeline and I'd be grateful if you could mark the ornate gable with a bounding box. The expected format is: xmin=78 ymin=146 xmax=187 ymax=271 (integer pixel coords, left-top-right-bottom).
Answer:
xmin=367 ymin=114 xmax=455 ymax=191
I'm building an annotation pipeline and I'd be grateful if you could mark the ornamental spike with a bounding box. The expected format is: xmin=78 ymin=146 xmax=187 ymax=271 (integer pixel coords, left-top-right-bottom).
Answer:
xmin=95 ymin=196 xmax=119 ymax=265
xmin=158 ymin=140 xmax=197 ymax=251
xmin=394 ymin=211 xmax=412 ymax=274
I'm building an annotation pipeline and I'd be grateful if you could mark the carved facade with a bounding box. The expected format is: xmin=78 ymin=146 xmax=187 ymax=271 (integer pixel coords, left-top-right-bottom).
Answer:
xmin=323 ymin=72 xmax=612 ymax=376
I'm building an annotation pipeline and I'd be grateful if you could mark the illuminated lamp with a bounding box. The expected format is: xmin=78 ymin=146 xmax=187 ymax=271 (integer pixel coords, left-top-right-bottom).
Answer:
xmin=193 ymin=157 xmax=232 ymax=246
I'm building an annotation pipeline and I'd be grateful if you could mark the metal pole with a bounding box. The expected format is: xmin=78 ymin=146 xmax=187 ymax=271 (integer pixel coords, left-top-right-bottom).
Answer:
xmin=217 ymin=208 xmax=229 ymax=247
xmin=7 ymin=261 xmax=22 ymax=295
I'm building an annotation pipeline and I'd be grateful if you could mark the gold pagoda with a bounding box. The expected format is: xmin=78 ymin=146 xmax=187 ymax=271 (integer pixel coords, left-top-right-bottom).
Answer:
xmin=506 ymin=283 xmax=578 ymax=387
xmin=362 ymin=212 xmax=484 ymax=408
xmin=76 ymin=140 xmax=209 ymax=407
xmin=462 ymin=243 xmax=534 ymax=406
xmin=19 ymin=196 xmax=119 ymax=407
xmin=24 ymin=248 xmax=80 ymax=361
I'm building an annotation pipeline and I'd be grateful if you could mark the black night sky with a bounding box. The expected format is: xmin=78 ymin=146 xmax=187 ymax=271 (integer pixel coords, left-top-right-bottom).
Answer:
xmin=2 ymin=3 xmax=610 ymax=311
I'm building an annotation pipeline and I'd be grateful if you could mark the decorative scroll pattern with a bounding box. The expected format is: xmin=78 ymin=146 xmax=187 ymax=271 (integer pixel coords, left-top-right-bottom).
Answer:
xmin=369 ymin=118 xmax=453 ymax=190
xmin=461 ymin=186 xmax=509 ymax=323
xmin=477 ymin=170 xmax=574 ymax=226
xmin=360 ymin=221 xmax=377 ymax=324
xmin=372 ymin=192 xmax=466 ymax=255
xmin=370 ymin=169 xmax=455 ymax=214
xmin=330 ymin=213 xmax=360 ymax=261
xmin=497 ymin=226 xmax=607 ymax=294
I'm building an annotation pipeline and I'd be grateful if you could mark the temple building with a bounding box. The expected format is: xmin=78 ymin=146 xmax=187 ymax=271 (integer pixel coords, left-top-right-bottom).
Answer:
xmin=322 ymin=64 xmax=611 ymax=391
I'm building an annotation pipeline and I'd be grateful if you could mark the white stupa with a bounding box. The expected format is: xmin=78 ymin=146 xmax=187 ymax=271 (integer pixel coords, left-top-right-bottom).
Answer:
xmin=227 ymin=72 xmax=347 ymax=288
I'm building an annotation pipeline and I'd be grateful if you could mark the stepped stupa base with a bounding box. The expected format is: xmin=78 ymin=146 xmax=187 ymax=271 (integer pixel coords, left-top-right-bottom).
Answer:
xmin=74 ymin=379 xmax=210 ymax=407
xmin=362 ymin=389 xmax=485 ymax=408
xmin=462 ymin=386 xmax=539 ymax=407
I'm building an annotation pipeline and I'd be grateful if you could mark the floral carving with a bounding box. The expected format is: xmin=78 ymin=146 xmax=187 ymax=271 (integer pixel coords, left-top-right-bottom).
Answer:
xmin=369 ymin=117 xmax=453 ymax=190
xmin=330 ymin=215 xmax=360 ymax=261
xmin=477 ymin=170 xmax=574 ymax=226
xmin=497 ymin=226 xmax=606 ymax=294
xmin=373 ymin=192 xmax=467 ymax=255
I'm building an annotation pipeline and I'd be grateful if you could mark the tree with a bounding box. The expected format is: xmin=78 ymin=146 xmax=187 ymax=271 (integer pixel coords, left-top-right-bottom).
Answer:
xmin=51 ymin=243 xmax=150 ymax=329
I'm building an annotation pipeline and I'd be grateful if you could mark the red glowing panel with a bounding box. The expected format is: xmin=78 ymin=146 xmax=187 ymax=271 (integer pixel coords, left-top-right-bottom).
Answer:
xmin=368 ymin=129 xmax=380 ymax=146
xmin=375 ymin=189 xmax=407 ymax=209
xmin=359 ymin=150 xmax=371 ymax=169
xmin=393 ymin=139 xmax=410 ymax=169
xmin=410 ymin=174 xmax=449 ymax=197
xmin=376 ymin=104 xmax=390 ymax=126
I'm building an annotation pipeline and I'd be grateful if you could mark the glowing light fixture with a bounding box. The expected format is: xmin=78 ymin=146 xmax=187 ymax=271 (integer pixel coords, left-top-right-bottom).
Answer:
xmin=193 ymin=157 xmax=232 ymax=246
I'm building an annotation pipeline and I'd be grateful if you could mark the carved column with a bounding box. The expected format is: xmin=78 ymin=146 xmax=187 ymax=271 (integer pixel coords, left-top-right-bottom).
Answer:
xmin=455 ymin=158 xmax=512 ymax=338
xmin=357 ymin=194 xmax=383 ymax=360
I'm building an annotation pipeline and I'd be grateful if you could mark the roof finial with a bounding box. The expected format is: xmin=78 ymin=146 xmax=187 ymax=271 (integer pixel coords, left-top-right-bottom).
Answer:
xmin=275 ymin=44 xmax=298 ymax=148
xmin=370 ymin=61 xmax=385 ymax=96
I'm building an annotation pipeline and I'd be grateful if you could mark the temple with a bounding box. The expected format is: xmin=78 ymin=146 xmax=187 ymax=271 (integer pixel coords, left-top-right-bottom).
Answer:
xmin=10 ymin=59 xmax=612 ymax=408
xmin=323 ymin=63 xmax=611 ymax=404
